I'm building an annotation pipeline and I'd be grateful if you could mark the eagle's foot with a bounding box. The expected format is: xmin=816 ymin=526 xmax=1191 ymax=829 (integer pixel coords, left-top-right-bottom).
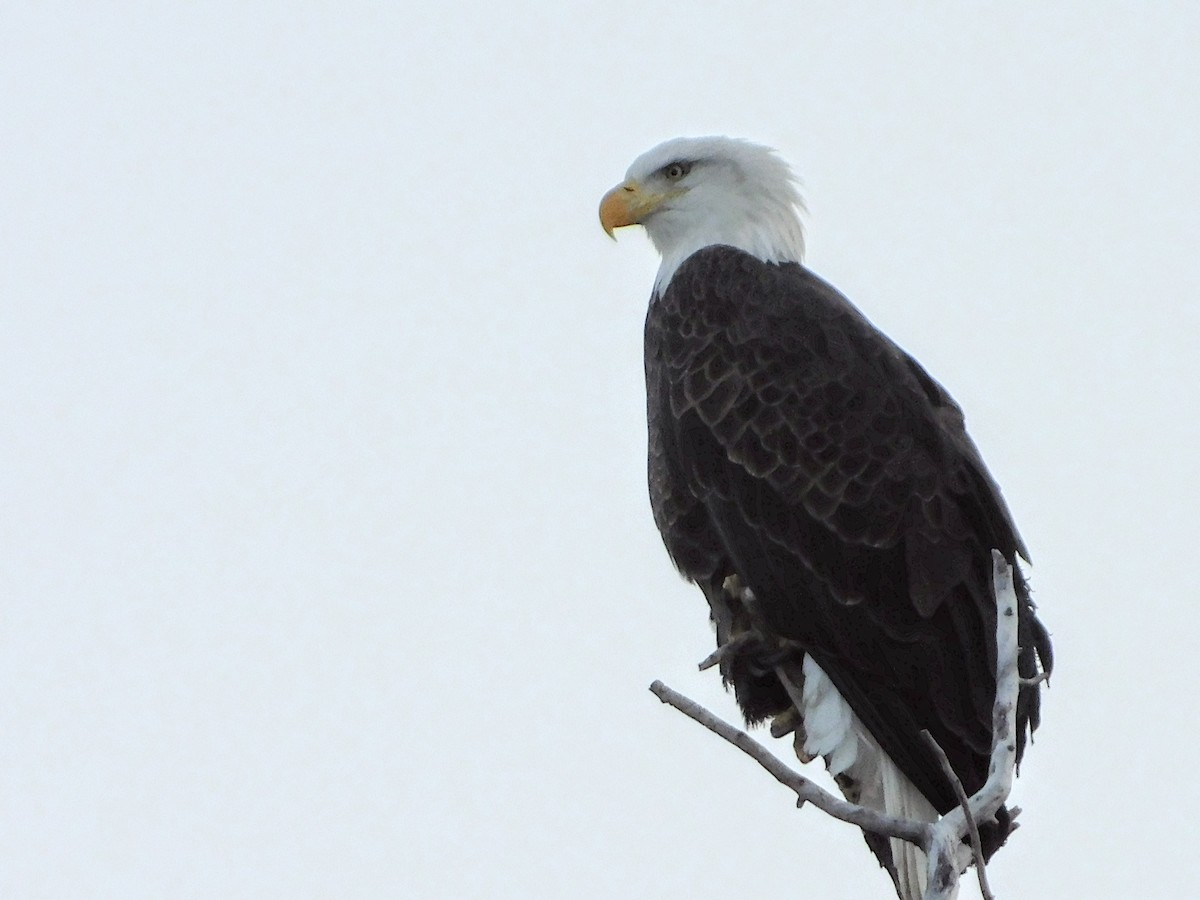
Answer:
xmin=769 ymin=706 xmax=801 ymax=738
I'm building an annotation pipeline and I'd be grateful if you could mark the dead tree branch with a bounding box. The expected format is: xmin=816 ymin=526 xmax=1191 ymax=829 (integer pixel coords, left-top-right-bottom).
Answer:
xmin=920 ymin=729 xmax=993 ymax=900
xmin=649 ymin=680 xmax=927 ymax=847
xmin=920 ymin=551 xmax=1021 ymax=900
xmin=649 ymin=550 xmax=1025 ymax=900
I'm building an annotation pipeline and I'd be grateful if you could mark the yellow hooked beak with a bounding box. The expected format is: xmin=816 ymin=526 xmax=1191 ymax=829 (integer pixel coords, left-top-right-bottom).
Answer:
xmin=598 ymin=180 xmax=672 ymax=239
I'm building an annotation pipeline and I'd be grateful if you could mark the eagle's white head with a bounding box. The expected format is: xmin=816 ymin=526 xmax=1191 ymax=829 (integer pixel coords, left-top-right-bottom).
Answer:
xmin=600 ymin=136 xmax=806 ymax=293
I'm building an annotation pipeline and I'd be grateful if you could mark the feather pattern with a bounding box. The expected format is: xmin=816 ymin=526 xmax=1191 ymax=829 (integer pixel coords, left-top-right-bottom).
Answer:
xmin=645 ymin=245 xmax=1053 ymax=875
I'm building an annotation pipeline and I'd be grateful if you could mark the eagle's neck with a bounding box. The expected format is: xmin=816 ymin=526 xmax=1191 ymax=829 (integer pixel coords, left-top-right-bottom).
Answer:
xmin=650 ymin=204 xmax=805 ymax=294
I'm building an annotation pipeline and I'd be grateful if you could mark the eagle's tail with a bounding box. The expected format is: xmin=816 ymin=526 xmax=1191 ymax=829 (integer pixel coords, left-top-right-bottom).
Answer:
xmin=775 ymin=655 xmax=954 ymax=900
xmin=878 ymin=752 xmax=944 ymax=900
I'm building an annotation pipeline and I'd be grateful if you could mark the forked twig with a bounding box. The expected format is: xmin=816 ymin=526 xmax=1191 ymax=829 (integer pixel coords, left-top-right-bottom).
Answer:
xmin=649 ymin=551 xmax=1033 ymax=900
xmin=649 ymin=680 xmax=926 ymax=846
xmin=921 ymin=730 xmax=994 ymax=900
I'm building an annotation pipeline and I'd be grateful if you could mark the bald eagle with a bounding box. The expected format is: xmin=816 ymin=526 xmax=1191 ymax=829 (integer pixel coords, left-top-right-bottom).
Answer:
xmin=600 ymin=137 xmax=1052 ymax=900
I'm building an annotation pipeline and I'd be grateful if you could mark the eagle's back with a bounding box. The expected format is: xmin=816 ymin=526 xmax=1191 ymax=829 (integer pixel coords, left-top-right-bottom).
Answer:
xmin=644 ymin=245 xmax=1052 ymax=823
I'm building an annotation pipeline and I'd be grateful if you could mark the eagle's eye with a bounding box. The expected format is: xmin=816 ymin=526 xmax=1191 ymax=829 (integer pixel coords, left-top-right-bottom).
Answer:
xmin=663 ymin=162 xmax=692 ymax=181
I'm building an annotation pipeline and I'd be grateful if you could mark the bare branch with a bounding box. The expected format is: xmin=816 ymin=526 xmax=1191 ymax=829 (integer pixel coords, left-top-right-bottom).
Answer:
xmin=921 ymin=551 xmax=1023 ymax=900
xmin=696 ymin=632 xmax=756 ymax=672
xmin=921 ymin=730 xmax=994 ymax=900
xmin=649 ymin=680 xmax=927 ymax=847
xmin=650 ymin=550 xmax=1030 ymax=900
xmin=695 ymin=646 xmax=725 ymax=671
xmin=1020 ymin=671 xmax=1050 ymax=688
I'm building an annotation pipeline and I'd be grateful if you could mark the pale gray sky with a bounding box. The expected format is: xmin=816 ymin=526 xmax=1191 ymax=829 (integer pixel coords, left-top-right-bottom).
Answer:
xmin=3 ymin=3 xmax=1198 ymax=897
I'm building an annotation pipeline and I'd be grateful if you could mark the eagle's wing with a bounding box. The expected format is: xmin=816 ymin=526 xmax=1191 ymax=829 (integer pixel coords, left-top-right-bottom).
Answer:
xmin=645 ymin=246 xmax=1051 ymax=811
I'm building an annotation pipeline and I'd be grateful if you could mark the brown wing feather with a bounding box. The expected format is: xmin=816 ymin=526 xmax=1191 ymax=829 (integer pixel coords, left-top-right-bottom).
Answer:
xmin=646 ymin=245 xmax=1051 ymax=815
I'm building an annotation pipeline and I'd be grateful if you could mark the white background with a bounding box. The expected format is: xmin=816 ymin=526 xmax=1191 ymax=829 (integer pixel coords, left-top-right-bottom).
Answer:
xmin=4 ymin=3 xmax=1198 ymax=897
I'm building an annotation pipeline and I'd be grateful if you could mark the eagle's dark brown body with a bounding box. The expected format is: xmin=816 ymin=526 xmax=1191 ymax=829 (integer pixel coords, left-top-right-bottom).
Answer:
xmin=644 ymin=245 xmax=1053 ymax=864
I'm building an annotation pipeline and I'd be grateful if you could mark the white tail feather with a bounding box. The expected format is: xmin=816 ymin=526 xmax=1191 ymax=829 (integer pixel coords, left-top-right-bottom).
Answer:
xmin=880 ymin=753 xmax=949 ymax=900
xmin=784 ymin=655 xmax=956 ymax=900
